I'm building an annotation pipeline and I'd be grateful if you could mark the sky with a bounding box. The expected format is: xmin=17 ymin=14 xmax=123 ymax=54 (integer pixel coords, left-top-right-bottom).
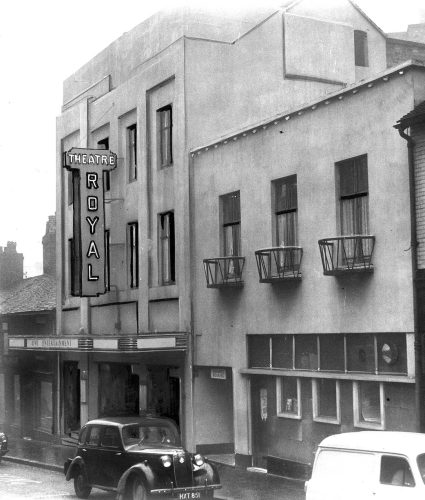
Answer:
xmin=1 ymin=0 xmax=425 ymax=277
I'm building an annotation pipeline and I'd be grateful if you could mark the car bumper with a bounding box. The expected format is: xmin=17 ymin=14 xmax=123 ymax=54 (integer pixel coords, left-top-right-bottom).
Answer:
xmin=150 ymin=483 xmax=221 ymax=497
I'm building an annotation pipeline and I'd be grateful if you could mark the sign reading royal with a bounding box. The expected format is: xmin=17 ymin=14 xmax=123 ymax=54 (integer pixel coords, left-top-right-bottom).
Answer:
xmin=63 ymin=148 xmax=117 ymax=296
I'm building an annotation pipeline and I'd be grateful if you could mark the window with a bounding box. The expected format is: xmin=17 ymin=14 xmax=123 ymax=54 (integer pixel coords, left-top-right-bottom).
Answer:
xmin=277 ymin=377 xmax=301 ymax=419
xmin=353 ymin=381 xmax=385 ymax=429
xmin=248 ymin=336 xmax=271 ymax=368
xmin=319 ymin=335 xmax=345 ymax=371
xmin=105 ymin=230 xmax=110 ymax=292
xmin=128 ymin=222 xmax=138 ymax=288
xmin=87 ymin=426 xmax=102 ymax=446
xmin=354 ymin=30 xmax=368 ymax=67
xmin=98 ymin=137 xmax=110 ymax=191
xmin=127 ymin=124 xmax=137 ymax=181
xmin=221 ymin=191 xmax=241 ymax=279
xmin=100 ymin=426 xmax=121 ymax=448
xmin=338 ymin=155 xmax=370 ymax=265
xmin=274 ymin=175 xmax=298 ymax=246
xmin=380 ymin=455 xmax=415 ymax=487
xmin=346 ymin=334 xmax=375 ymax=373
xmin=159 ymin=211 xmax=175 ymax=285
xmin=157 ymin=105 xmax=173 ymax=168
xmin=312 ymin=379 xmax=341 ymax=424
xmin=295 ymin=335 xmax=318 ymax=370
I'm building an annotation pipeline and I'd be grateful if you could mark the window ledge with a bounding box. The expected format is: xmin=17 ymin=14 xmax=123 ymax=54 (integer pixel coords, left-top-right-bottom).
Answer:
xmin=276 ymin=413 xmax=302 ymax=420
xmin=149 ymin=284 xmax=178 ymax=301
xmin=313 ymin=416 xmax=341 ymax=425
xmin=354 ymin=421 xmax=385 ymax=430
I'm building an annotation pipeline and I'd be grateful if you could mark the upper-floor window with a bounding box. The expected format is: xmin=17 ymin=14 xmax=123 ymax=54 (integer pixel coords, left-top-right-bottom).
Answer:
xmin=157 ymin=105 xmax=173 ymax=168
xmin=338 ymin=155 xmax=369 ymax=236
xmin=159 ymin=211 xmax=175 ymax=285
xmin=98 ymin=137 xmax=110 ymax=192
xmin=128 ymin=222 xmax=138 ymax=288
xmin=354 ymin=30 xmax=368 ymax=67
xmin=274 ymin=175 xmax=298 ymax=246
xmin=127 ymin=124 xmax=137 ymax=182
xmin=222 ymin=191 xmax=241 ymax=257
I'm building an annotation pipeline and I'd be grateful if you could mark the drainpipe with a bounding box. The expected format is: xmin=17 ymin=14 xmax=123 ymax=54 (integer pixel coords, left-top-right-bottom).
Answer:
xmin=396 ymin=125 xmax=423 ymax=432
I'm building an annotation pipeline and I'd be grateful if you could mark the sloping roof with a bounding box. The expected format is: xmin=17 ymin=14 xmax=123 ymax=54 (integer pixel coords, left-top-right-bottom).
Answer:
xmin=0 ymin=274 xmax=56 ymax=315
xmin=396 ymin=100 xmax=425 ymax=129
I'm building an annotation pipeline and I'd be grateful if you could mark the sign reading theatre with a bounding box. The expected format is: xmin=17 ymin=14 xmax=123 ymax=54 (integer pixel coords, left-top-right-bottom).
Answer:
xmin=63 ymin=148 xmax=117 ymax=296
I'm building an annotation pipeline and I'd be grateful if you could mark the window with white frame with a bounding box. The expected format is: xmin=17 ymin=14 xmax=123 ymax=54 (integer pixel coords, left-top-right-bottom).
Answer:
xmin=128 ymin=222 xmax=138 ymax=288
xmin=159 ymin=211 xmax=175 ymax=285
xmin=276 ymin=377 xmax=301 ymax=419
xmin=312 ymin=379 xmax=341 ymax=424
xmin=353 ymin=381 xmax=385 ymax=429
xmin=157 ymin=105 xmax=173 ymax=168
xmin=127 ymin=124 xmax=137 ymax=182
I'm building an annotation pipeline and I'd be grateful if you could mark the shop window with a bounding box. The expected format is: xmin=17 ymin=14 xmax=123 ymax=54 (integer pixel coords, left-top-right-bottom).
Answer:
xmin=272 ymin=335 xmax=293 ymax=369
xmin=36 ymin=380 xmax=53 ymax=433
xmin=347 ymin=334 xmax=375 ymax=372
xmin=353 ymin=381 xmax=385 ymax=429
xmin=354 ymin=30 xmax=368 ymax=67
xmin=248 ymin=335 xmax=271 ymax=368
xmin=319 ymin=335 xmax=345 ymax=371
xmin=98 ymin=363 xmax=139 ymax=417
xmin=276 ymin=377 xmax=301 ymax=419
xmin=159 ymin=211 xmax=175 ymax=285
xmin=380 ymin=455 xmax=415 ymax=487
xmin=157 ymin=104 xmax=173 ymax=168
xmin=128 ymin=222 xmax=139 ymax=288
xmin=127 ymin=124 xmax=137 ymax=182
xmin=98 ymin=137 xmax=110 ymax=191
xmin=295 ymin=335 xmax=318 ymax=370
xmin=377 ymin=333 xmax=407 ymax=374
xmin=312 ymin=379 xmax=341 ymax=424
xmin=274 ymin=175 xmax=298 ymax=246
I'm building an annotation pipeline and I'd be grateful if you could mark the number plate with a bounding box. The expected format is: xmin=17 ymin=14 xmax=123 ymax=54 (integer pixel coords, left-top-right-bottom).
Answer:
xmin=178 ymin=493 xmax=201 ymax=499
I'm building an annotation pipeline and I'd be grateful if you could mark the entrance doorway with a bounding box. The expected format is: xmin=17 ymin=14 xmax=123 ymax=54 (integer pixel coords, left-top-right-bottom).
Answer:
xmin=147 ymin=367 xmax=180 ymax=425
xmin=251 ymin=376 xmax=274 ymax=469
xmin=63 ymin=361 xmax=80 ymax=433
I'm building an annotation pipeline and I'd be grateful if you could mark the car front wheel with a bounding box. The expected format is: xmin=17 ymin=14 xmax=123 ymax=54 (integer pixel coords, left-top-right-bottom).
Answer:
xmin=74 ymin=469 xmax=92 ymax=499
xmin=131 ymin=477 xmax=147 ymax=500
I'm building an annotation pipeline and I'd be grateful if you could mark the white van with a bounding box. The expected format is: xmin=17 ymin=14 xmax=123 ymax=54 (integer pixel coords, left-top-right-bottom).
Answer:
xmin=305 ymin=431 xmax=425 ymax=500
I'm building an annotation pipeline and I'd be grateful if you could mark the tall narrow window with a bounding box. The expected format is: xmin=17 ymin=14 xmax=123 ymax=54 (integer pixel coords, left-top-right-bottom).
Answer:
xmin=338 ymin=155 xmax=370 ymax=264
xmin=222 ymin=191 xmax=241 ymax=256
xmin=222 ymin=191 xmax=241 ymax=279
xmin=159 ymin=211 xmax=175 ymax=285
xmin=275 ymin=175 xmax=298 ymax=246
xmin=128 ymin=223 xmax=138 ymax=288
xmin=157 ymin=105 xmax=173 ymax=168
xmin=127 ymin=124 xmax=137 ymax=181
xmin=105 ymin=230 xmax=110 ymax=292
xmin=98 ymin=137 xmax=110 ymax=192
xmin=354 ymin=30 xmax=368 ymax=67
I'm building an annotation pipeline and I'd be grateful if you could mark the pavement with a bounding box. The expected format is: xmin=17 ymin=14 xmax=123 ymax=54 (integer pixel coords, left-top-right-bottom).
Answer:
xmin=2 ymin=437 xmax=305 ymax=499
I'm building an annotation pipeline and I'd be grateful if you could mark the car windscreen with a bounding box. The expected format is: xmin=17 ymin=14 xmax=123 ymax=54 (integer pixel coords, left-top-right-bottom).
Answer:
xmin=122 ymin=423 xmax=180 ymax=447
xmin=417 ymin=453 xmax=425 ymax=483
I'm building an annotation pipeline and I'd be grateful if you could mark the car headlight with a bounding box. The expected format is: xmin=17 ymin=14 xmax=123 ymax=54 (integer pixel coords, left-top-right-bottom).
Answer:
xmin=193 ymin=454 xmax=204 ymax=467
xmin=161 ymin=455 xmax=172 ymax=468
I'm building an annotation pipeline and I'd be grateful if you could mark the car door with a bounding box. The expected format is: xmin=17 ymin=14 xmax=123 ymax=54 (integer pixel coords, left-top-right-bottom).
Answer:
xmin=98 ymin=425 xmax=127 ymax=487
xmin=81 ymin=425 xmax=103 ymax=485
xmin=374 ymin=454 xmax=420 ymax=499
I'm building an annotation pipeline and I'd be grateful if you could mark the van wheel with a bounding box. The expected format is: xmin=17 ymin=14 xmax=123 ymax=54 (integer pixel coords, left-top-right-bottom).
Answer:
xmin=74 ymin=469 xmax=92 ymax=498
xmin=131 ymin=477 xmax=147 ymax=500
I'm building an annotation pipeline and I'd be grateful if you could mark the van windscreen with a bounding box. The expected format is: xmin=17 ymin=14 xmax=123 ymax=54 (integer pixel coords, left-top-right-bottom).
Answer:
xmin=417 ymin=454 xmax=425 ymax=483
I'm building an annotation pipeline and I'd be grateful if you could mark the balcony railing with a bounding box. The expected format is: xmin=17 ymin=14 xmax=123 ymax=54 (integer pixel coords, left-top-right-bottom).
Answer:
xmin=318 ymin=235 xmax=375 ymax=275
xmin=255 ymin=247 xmax=303 ymax=283
xmin=203 ymin=257 xmax=245 ymax=288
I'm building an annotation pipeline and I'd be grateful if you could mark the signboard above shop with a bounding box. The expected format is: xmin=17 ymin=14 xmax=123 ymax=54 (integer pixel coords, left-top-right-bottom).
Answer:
xmin=63 ymin=147 xmax=117 ymax=297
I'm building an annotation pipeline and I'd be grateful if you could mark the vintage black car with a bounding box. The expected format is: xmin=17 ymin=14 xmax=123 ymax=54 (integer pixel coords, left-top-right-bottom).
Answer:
xmin=0 ymin=431 xmax=8 ymax=462
xmin=64 ymin=416 xmax=221 ymax=499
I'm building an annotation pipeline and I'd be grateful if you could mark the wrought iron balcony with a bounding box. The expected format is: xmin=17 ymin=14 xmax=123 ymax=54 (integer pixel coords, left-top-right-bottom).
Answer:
xmin=318 ymin=235 xmax=375 ymax=275
xmin=203 ymin=257 xmax=245 ymax=288
xmin=255 ymin=247 xmax=303 ymax=283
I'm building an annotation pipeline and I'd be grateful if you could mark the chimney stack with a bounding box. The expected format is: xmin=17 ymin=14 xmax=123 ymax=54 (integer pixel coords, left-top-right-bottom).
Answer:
xmin=0 ymin=242 xmax=24 ymax=288
xmin=42 ymin=215 xmax=56 ymax=275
